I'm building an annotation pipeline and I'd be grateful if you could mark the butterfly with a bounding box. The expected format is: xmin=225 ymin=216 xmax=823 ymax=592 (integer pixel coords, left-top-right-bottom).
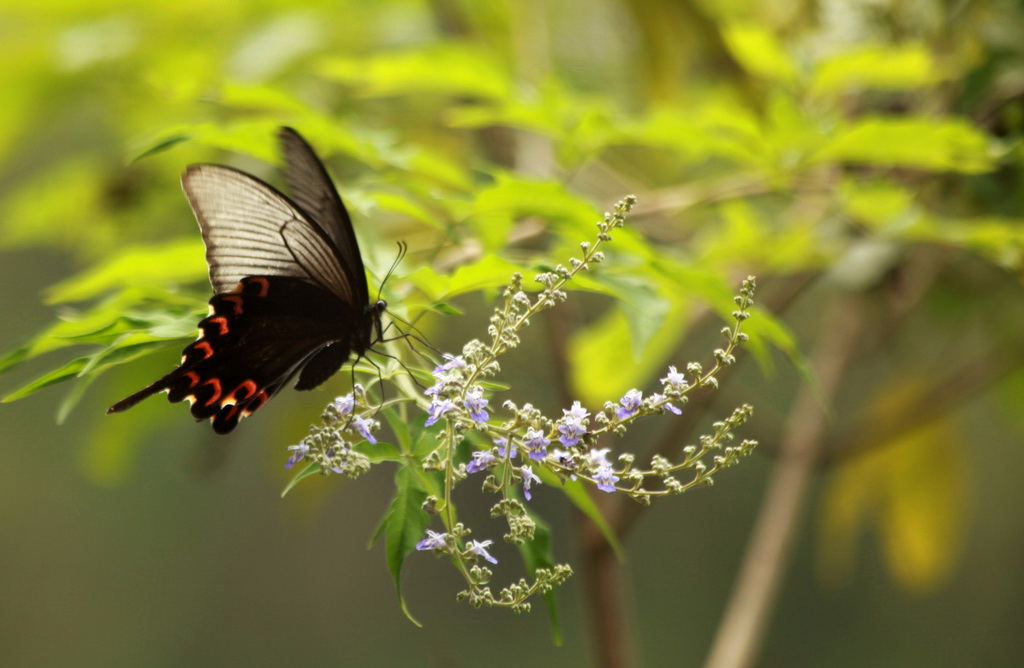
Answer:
xmin=108 ymin=127 xmax=386 ymax=433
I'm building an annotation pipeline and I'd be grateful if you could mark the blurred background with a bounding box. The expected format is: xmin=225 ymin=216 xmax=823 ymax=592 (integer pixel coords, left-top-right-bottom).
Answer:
xmin=2 ymin=0 xmax=1024 ymax=666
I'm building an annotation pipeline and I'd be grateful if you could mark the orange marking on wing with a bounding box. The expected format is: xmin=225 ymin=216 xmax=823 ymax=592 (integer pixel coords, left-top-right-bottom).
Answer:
xmin=241 ymin=390 xmax=270 ymax=418
xmin=202 ymin=378 xmax=223 ymax=406
xmin=192 ymin=340 xmax=214 ymax=360
xmin=207 ymin=316 xmax=229 ymax=336
xmin=183 ymin=371 xmax=200 ymax=388
xmin=226 ymin=380 xmax=258 ymax=404
xmin=247 ymin=277 xmax=270 ymax=297
xmin=221 ymin=295 xmax=243 ymax=315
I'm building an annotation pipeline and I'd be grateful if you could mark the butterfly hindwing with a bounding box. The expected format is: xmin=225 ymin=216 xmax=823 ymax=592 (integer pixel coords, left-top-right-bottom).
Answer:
xmin=121 ymin=276 xmax=360 ymax=433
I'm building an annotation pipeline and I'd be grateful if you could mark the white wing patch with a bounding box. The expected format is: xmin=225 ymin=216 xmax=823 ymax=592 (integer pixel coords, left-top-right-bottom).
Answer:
xmin=182 ymin=165 xmax=355 ymax=301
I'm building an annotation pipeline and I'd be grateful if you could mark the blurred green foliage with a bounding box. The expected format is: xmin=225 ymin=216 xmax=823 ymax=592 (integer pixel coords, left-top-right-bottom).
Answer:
xmin=3 ymin=0 xmax=1024 ymax=665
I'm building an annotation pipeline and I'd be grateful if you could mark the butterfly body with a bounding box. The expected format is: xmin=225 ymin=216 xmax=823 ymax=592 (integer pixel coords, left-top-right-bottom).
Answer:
xmin=108 ymin=128 xmax=384 ymax=433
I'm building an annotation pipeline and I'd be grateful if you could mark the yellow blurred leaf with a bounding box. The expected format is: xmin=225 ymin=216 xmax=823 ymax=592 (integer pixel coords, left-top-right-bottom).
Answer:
xmin=817 ymin=380 xmax=967 ymax=594
xmin=721 ymin=24 xmax=798 ymax=85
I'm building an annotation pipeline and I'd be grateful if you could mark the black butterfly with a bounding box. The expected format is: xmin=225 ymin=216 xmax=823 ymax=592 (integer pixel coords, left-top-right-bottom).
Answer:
xmin=108 ymin=127 xmax=386 ymax=433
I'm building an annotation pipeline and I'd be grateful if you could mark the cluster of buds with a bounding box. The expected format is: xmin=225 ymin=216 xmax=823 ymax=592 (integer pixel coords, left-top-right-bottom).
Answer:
xmin=283 ymin=384 xmax=380 ymax=479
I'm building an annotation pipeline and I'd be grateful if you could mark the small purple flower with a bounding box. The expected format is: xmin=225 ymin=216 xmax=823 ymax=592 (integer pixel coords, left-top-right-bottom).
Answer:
xmin=463 ymin=387 xmax=489 ymax=423
xmin=616 ymin=389 xmax=643 ymax=420
xmin=425 ymin=398 xmax=455 ymax=426
xmin=661 ymin=365 xmax=687 ymax=390
xmin=594 ymin=465 xmax=620 ymax=493
xmin=333 ymin=394 xmax=354 ymax=415
xmin=520 ymin=465 xmax=541 ymax=500
xmin=285 ymin=440 xmax=310 ymax=469
xmin=558 ymin=417 xmax=587 ymax=447
xmin=524 ymin=427 xmax=550 ymax=461
xmin=495 ymin=437 xmax=517 ymax=459
xmin=466 ymin=449 xmax=496 ymax=474
xmin=650 ymin=392 xmax=682 ymax=415
xmin=557 ymin=401 xmax=590 ymax=446
xmin=587 ymin=447 xmax=612 ymax=469
xmin=416 ymin=530 xmax=448 ymax=551
xmin=466 ymin=539 xmax=498 ymax=564
xmin=565 ymin=401 xmax=590 ymax=421
xmin=352 ymin=415 xmax=378 ymax=443
xmin=432 ymin=354 xmax=466 ymax=377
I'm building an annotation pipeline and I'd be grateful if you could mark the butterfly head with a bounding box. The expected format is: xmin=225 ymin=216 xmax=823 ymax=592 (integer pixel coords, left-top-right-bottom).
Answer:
xmin=369 ymin=299 xmax=387 ymax=344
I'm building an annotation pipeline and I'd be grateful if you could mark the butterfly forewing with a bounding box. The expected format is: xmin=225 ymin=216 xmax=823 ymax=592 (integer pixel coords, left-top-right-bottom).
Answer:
xmin=182 ymin=165 xmax=359 ymax=302
xmin=277 ymin=127 xmax=369 ymax=304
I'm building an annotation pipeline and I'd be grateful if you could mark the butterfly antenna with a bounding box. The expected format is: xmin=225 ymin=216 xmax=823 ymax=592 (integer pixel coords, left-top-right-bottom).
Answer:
xmin=377 ymin=241 xmax=407 ymax=303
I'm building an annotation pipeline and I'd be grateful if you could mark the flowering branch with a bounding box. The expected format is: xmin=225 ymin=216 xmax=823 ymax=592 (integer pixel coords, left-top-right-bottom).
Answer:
xmin=283 ymin=195 xmax=759 ymax=616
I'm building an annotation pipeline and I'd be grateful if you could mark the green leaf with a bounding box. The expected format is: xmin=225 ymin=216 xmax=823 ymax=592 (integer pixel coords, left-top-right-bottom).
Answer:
xmin=469 ymin=175 xmax=600 ymax=252
xmin=534 ymin=467 xmax=624 ymax=561
xmin=591 ymin=273 xmax=670 ymax=358
xmin=721 ymin=24 xmax=798 ymax=85
xmin=45 ymin=239 xmax=207 ymax=303
xmin=812 ymin=44 xmax=944 ymax=96
xmin=814 ymin=116 xmax=996 ymax=173
xmin=516 ymin=512 xmax=563 ymax=644
xmin=280 ymin=462 xmax=323 ymax=498
xmin=373 ymin=463 xmax=430 ymax=627
xmin=406 ymin=255 xmax=526 ymax=301
xmin=3 ymin=339 xmax=171 ymax=404
xmin=3 ymin=355 xmax=90 ymax=402
xmin=318 ymin=43 xmax=512 ymax=100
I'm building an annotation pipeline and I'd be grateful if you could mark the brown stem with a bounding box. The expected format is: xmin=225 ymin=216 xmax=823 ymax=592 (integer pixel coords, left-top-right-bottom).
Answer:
xmin=703 ymin=292 xmax=867 ymax=668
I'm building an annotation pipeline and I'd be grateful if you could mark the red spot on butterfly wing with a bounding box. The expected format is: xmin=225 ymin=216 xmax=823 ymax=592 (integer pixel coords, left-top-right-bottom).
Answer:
xmin=241 ymin=390 xmax=270 ymax=418
xmin=243 ymin=277 xmax=270 ymax=297
xmin=205 ymin=316 xmax=229 ymax=337
xmin=218 ymin=295 xmax=243 ymax=315
xmin=185 ymin=340 xmax=214 ymax=362
xmin=201 ymin=378 xmax=223 ymax=407
xmin=223 ymin=379 xmax=258 ymax=405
